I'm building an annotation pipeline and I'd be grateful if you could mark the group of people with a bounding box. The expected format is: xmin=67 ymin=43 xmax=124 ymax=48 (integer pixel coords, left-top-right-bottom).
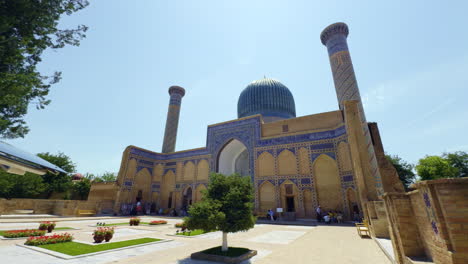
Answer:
xmin=315 ymin=205 xmax=343 ymax=224
xmin=120 ymin=200 xmax=155 ymax=216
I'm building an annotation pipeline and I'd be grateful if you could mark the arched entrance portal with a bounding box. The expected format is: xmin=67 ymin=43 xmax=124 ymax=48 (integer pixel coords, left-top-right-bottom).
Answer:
xmin=217 ymin=139 xmax=249 ymax=176
xmin=182 ymin=187 xmax=193 ymax=209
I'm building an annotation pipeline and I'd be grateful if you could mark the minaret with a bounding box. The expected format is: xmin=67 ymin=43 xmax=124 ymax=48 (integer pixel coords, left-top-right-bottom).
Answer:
xmin=320 ymin=22 xmax=383 ymax=198
xmin=162 ymin=86 xmax=185 ymax=153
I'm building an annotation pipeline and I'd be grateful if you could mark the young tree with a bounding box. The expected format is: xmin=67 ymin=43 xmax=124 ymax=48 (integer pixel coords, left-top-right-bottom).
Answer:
xmin=416 ymin=155 xmax=458 ymax=181
xmin=443 ymin=151 xmax=468 ymax=178
xmin=71 ymin=177 xmax=91 ymax=200
xmin=0 ymin=0 xmax=89 ymax=139
xmin=37 ymin=152 xmax=75 ymax=198
xmin=385 ymin=154 xmax=416 ymax=190
xmin=185 ymin=173 xmax=256 ymax=252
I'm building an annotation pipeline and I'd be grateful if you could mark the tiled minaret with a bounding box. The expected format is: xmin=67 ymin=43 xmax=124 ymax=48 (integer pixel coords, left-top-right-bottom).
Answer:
xmin=320 ymin=22 xmax=383 ymax=198
xmin=162 ymin=86 xmax=185 ymax=153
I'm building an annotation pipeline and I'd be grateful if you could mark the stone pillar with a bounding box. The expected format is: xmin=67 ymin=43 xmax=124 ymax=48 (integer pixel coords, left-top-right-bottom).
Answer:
xmin=321 ymin=22 xmax=383 ymax=197
xmin=162 ymin=86 xmax=185 ymax=153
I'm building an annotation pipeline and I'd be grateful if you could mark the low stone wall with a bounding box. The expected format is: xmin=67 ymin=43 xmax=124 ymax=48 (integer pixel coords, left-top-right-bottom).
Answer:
xmin=383 ymin=178 xmax=468 ymax=264
xmin=366 ymin=201 xmax=390 ymax=238
xmin=0 ymin=198 xmax=101 ymax=216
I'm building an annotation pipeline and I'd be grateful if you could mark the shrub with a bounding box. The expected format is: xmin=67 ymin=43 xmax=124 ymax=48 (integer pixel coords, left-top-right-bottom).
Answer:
xmin=129 ymin=217 xmax=141 ymax=225
xmin=149 ymin=220 xmax=167 ymax=225
xmin=3 ymin=229 xmax=46 ymax=238
xmin=25 ymin=233 xmax=73 ymax=246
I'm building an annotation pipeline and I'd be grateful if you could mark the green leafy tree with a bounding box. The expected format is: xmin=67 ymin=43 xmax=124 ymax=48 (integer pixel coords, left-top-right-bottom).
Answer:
xmin=443 ymin=151 xmax=468 ymax=178
xmin=92 ymin=172 xmax=117 ymax=182
xmin=99 ymin=172 xmax=117 ymax=182
xmin=71 ymin=177 xmax=91 ymax=200
xmin=416 ymin=155 xmax=458 ymax=181
xmin=386 ymin=154 xmax=416 ymax=190
xmin=0 ymin=0 xmax=89 ymax=138
xmin=0 ymin=171 xmax=46 ymax=199
xmin=185 ymin=173 xmax=256 ymax=252
xmin=37 ymin=152 xmax=75 ymax=198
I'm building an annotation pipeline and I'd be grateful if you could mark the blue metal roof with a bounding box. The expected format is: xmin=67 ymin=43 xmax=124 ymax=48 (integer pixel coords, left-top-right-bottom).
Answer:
xmin=237 ymin=78 xmax=296 ymax=120
xmin=0 ymin=141 xmax=67 ymax=174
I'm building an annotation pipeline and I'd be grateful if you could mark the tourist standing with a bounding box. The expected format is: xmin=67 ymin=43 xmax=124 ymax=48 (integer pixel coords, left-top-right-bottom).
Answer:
xmin=316 ymin=205 xmax=322 ymax=222
xmin=136 ymin=200 xmax=142 ymax=215
xmin=268 ymin=209 xmax=274 ymax=221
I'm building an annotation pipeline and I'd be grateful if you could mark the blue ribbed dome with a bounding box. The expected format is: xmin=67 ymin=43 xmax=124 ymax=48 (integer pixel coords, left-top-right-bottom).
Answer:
xmin=237 ymin=78 xmax=296 ymax=122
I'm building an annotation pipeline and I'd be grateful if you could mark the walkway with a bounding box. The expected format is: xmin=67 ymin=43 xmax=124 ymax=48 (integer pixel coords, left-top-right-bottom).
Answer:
xmin=0 ymin=216 xmax=391 ymax=264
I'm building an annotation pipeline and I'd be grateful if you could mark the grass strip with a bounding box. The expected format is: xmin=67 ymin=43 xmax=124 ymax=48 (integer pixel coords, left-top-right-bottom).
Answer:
xmin=202 ymin=246 xmax=250 ymax=257
xmin=54 ymin=227 xmax=74 ymax=231
xmin=176 ymin=229 xmax=209 ymax=236
xmin=38 ymin=237 xmax=160 ymax=256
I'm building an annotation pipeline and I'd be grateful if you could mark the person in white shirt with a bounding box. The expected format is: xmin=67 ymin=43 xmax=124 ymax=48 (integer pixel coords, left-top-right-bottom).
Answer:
xmin=316 ymin=205 xmax=322 ymax=222
xmin=323 ymin=214 xmax=330 ymax=224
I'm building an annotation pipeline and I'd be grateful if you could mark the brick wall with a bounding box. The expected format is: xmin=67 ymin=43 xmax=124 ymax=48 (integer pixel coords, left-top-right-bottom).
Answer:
xmin=367 ymin=201 xmax=390 ymax=238
xmin=383 ymin=178 xmax=468 ymax=264
xmin=0 ymin=199 xmax=101 ymax=216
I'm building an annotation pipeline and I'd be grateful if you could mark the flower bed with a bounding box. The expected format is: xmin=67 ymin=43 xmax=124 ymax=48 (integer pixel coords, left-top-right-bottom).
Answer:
xmin=149 ymin=220 xmax=167 ymax=225
xmin=25 ymin=233 xmax=73 ymax=246
xmin=2 ymin=229 xmax=46 ymax=238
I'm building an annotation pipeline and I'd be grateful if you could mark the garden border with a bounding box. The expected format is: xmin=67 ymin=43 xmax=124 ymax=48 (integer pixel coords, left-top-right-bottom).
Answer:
xmin=0 ymin=228 xmax=80 ymax=240
xmin=17 ymin=238 xmax=173 ymax=259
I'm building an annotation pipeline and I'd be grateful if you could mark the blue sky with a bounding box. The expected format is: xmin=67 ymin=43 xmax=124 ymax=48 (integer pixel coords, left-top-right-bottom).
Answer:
xmin=7 ymin=0 xmax=468 ymax=174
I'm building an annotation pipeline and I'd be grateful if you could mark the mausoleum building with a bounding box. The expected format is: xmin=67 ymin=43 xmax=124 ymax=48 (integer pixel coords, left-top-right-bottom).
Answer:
xmin=88 ymin=22 xmax=404 ymax=219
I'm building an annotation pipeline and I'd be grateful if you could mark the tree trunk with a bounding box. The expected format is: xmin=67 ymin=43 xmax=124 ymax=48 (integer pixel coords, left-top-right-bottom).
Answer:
xmin=222 ymin=232 xmax=228 ymax=252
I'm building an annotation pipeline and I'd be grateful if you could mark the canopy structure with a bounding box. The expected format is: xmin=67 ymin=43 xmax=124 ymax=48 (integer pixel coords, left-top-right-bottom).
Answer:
xmin=0 ymin=141 xmax=66 ymax=175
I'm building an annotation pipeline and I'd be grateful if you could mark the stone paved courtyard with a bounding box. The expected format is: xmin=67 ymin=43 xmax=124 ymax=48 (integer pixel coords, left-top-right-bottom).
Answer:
xmin=0 ymin=216 xmax=391 ymax=264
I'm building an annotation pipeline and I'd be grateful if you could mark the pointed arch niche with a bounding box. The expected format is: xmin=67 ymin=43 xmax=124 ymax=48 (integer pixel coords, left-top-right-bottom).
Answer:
xmin=184 ymin=161 xmax=195 ymax=181
xmin=133 ymin=168 xmax=151 ymax=202
xmin=217 ymin=139 xmax=249 ymax=176
xmin=278 ymin=150 xmax=297 ymax=175
xmin=197 ymin=159 xmax=209 ymax=181
xmin=259 ymin=181 xmax=276 ymax=213
xmin=257 ymin=152 xmax=275 ymax=177
xmin=161 ymin=170 xmax=175 ymax=209
xmin=313 ymin=154 xmax=343 ymax=212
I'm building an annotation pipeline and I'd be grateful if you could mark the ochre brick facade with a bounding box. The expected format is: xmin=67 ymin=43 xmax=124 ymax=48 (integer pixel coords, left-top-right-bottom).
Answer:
xmin=383 ymin=178 xmax=468 ymax=264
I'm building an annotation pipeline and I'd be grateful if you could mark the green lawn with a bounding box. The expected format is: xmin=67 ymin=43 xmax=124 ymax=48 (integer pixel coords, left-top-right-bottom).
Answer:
xmin=0 ymin=227 xmax=73 ymax=237
xmin=54 ymin=227 xmax=74 ymax=231
xmin=202 ymin=246 xmax=250 ymax=257
xmin=100 ymin=222 xmax=150 ymax=226
xmin=176 ymin=229 xmax=209 ymax=236
xmin=38 ymin=238 xmax=160 ymax=256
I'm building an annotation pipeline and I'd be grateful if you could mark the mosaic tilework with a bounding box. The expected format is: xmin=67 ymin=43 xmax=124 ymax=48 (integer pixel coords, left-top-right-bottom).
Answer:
xmin=323 ymin=24 xmax=384 ymax=197
xmin=124 ymin=113 xmax=358 ymax=217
